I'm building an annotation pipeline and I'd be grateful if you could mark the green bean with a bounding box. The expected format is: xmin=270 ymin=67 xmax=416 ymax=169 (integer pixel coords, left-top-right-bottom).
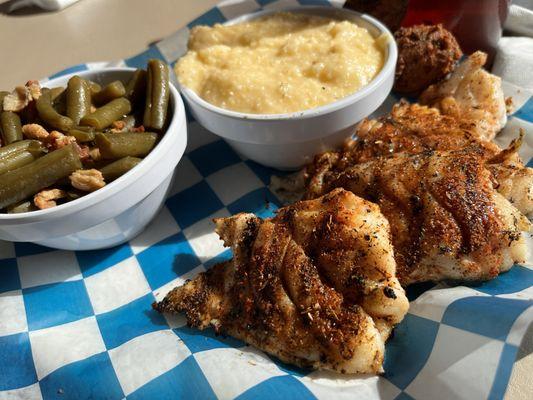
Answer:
xmin=0 ymin=140 xmax=45 ymax=161
xmin=71 ymin=125 xmax=94 ymax=132
xmin=85 ymin=80 xmax=101 ymax=95
xmin=7 ymin=201 xmax=36 ymax=214
xmin=125 ymin=69 xmax=147 ymax=105
xmin=36 ymin=88 xmax=73 ymax=131
xmin=0 ymin=144 xmax=82 ymax=209
xmin=0 ymin=111 xmax=22 ymax=144
xmin=66 ymin=76 xmax=91 ymax=125
xmin=67 ymin=128 xmax=95 ymax=142
xmin=50 ymin=87 xmax=66 ymax=115
xmin=80 ymin=98 xmax=131 ymax=130
xmin=52 ymin=90 xmax=66 ymax=115
xmin=100 ymin=156 xmax=142 ymax=181
xmin=143 ymin=59 xmax=170 ymax=131
xmin=50 ymin=87 xmax=65 ymax=101
xmin=0 ymin=151 xmax=36 ymax=175
xmin=92 ymin=81 xmax=126 ymax=105
xmin=95 ymin=132 xmax=157 ymax=159
xmin=0 ymin=91 xmax=9 ymax=112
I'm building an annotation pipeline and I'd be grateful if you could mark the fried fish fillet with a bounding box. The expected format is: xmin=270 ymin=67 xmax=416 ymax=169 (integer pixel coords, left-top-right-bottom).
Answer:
xmin=305 ymin=149 xmax=530 ymax=285
xmin=155 ymin=189 xmax=409 ymax=374
xmin=420 ymin=51 xmax=507 ymax=141
xmin=310 ymin=101 xmax=533 ymax=217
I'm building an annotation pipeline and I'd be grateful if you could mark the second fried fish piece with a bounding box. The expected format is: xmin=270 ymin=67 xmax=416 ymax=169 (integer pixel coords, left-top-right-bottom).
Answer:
xmin=155 ymin=188 xmax=408 ymax=374
xmin=305 ymin=149 xmax=530 ymax=285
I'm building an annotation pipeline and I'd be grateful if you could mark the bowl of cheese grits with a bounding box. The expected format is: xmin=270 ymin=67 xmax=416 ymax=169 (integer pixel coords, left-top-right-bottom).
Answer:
xmin=176 ymin=6 xmax=396 ymax=170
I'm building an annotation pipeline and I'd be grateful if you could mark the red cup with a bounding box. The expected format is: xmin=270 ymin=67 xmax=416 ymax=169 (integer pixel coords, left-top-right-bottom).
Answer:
xmin=402 ymin=0 xmax=511 ymax=66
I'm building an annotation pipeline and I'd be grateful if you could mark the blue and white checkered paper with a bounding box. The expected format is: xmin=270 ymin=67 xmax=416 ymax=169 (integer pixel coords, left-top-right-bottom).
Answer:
xmin=1 ymin=1 xmax=533 ymax=399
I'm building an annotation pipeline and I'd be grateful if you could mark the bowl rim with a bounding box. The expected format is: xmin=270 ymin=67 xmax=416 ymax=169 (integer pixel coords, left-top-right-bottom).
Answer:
xmin=177 ymin=5 xmax=398 ymax=121
xmin=0 ymin=67 xmax=185 ymax=222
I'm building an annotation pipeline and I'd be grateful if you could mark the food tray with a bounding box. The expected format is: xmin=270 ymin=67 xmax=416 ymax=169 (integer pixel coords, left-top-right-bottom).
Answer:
xmin=1 ymin=1 xmax=532 ymax=399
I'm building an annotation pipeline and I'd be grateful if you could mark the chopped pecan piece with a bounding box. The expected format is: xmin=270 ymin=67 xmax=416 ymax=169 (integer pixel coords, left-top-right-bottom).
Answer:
xmin=22 ymin=123 xmax=49 ymax=140
xmin=34 ymin=189 xmax=66 ymax=210
xmin=3 ymin=81 xmax=42 ymax=112
xmin=77 ymin=144 xmax=91 ymax=162
xmin=26 ymin=80 xmax=42 ymax=100
xmin=70 ymin=169 xmax=106 ymax=192
xmin=49 ymin=131 xmax=76 ymax=150
xmin=88 ymin=147 xmax=101 ymax=161
xmin=4 ymin=87 xmax=30 ymax=112
xmin=111 ymin=120 xmax=126 ymax=131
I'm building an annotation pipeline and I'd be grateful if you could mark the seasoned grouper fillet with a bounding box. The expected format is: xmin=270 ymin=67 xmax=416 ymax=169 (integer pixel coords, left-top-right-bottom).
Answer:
xmin=155 ymin=189 xmax=409 ymax=374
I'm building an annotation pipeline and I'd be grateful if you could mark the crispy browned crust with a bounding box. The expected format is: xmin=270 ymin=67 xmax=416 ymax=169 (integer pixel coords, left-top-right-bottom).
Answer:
xmin=336 ymin=102 xmax=502 ymax=165
xmin=307 ymin=149 xmax=506 ymax=283
xmin=154 ymin=189 xmax=409 ymax=374
xmin=302 ymin=99 xmax=531 ymax=285
xmin=393 ymin=24 xmax=463 ymax=95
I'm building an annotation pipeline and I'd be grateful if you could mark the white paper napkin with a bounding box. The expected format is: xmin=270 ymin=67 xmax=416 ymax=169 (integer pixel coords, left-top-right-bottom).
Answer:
xmin=492 ymin=3 xmax=533 ymax=90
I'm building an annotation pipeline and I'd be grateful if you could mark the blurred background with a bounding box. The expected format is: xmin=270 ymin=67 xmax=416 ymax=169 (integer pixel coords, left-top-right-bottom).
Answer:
xmin=0 ymin=0 xmax=218 ymax=88
xmin=0 ymin=0 xmax=531 ymax=88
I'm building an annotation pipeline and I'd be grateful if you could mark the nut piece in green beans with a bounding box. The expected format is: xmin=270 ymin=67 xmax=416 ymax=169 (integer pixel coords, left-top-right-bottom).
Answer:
xmin=70 ymin=169 xmax=106 ymax=192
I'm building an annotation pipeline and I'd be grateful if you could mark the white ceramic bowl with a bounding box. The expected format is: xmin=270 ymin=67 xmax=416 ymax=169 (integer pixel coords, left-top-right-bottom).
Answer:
xmin=178 ymin=6 xmax=397 ymax=170
xmin=0 ymin=68 xmax=187 ymax=250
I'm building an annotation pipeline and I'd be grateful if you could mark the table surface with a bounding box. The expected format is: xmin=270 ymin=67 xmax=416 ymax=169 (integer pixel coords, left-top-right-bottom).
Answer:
xmin=0 ymin=1 xmax=530 ymax=399
xmin=0 ymin=0 xmax=219 ymax=88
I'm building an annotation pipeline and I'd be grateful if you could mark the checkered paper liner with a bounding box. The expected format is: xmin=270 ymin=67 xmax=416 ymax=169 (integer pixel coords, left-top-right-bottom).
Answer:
xmin=1 ymin=0 xmax=532 ymax=399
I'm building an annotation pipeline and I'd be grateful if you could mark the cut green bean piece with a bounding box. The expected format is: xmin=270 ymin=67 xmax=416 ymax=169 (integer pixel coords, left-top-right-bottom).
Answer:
xmin=66 ymin=76 xmax=91 ymax=125
xmin=71 ymin=125 xmax=94 ymax=132
xmin=125 ymin=69 xmax=147 ymax=105
xmin=36 ymin=88 xmax=73 ymax=131
xmin=7 ymin=200 xmax=36 ymax=214
xmin=143 ymin=59 xmax=170 ymax=131
xmin=95 ymin=132 xmax=157 ymax=159
xmin=0 ymin=111 xmax=23 ymax=144
xmin=67 ymin=128 xmax=95 ymax=142
xmin=92 ymin=81 xmax=126 ymax=105
xmin=0 ymin=144 xmax=82 ymax=209
xmin=0 ymin=151 xmax=36 ymax=175
xmin=80 ymin=98 xmax=131 ymax=130
xmin=50 ymin=87 xmax=65 ymax=101
xmin=85 ymin=80 xmax=102 ymax=95
xmin=100 ymin=156 xmax=142 ymax=181
xmin=0 ymin=140 xmax=45 ymax=161
xmin=52 ymin=90 xmax=66 ymax=115
xmin=0 ymin=91 xmax=9 ymax=112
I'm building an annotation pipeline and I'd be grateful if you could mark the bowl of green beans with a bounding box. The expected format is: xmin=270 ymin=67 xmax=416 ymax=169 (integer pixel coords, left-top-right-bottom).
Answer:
xmin=0 ymin=60 xmax=187 ymax=250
